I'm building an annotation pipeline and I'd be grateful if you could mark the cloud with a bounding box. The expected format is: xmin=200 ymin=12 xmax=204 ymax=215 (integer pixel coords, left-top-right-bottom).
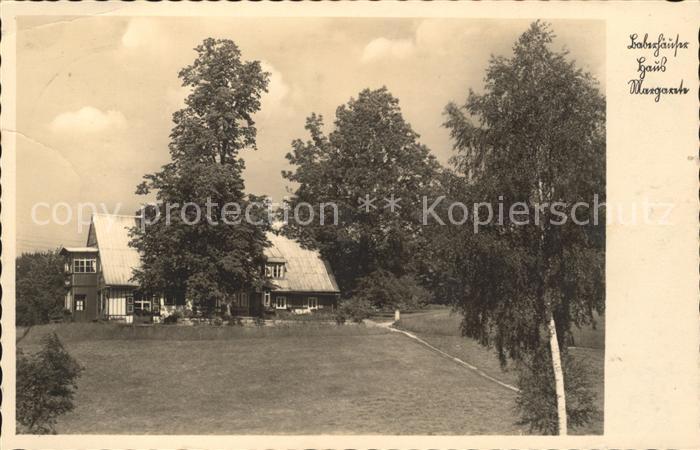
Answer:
xmin=257 ymin=62 xmax=293 ymax=120
xmin=361 ymin=38 xmax=415 ymax=64
xmin=361 ymin=21 xmax=487 ymax=64
xmin=50 ymin=107 xmax=127 ymax=133
xmin=261 ymin=62 xmax=290 ymax=107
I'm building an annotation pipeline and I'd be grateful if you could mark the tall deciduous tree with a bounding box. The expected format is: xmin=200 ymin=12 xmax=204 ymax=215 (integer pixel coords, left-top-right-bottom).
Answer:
xmin=16 ymin=250 xmax=67 ymax=326
xmin=282 ymin=87 xmax=440 ymax=293
xmin=131 ymin=38 xmax=271 ymax=313
xmin=443 ymin=21 xmax=605 ymax=434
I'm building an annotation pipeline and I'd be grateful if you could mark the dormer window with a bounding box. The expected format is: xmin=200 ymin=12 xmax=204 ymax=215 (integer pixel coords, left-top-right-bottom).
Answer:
xmin=265 ymin=263 xmax=285 ymax=279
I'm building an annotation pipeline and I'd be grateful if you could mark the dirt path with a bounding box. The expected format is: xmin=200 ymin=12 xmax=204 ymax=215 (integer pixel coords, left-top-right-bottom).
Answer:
xmin=364 ymin=318 xmax=519 ymax=393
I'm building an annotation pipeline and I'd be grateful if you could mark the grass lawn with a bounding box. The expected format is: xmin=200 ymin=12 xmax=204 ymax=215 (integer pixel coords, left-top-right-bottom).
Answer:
xmin=18 ymin=323 xmax=527 ymax=435
xmin=394 ymin=308 xmax=604 ymax=435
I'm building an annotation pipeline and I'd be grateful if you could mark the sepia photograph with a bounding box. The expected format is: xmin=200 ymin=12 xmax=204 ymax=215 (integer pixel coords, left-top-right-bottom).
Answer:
xmin=12 ymin=15 xmax=605 ymax=436
xmin=1 ymin=2 xmax=698 ymax=449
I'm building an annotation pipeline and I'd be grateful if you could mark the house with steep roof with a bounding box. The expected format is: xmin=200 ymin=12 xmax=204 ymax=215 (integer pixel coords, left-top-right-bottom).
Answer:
xmin=60 ymin=214 xmax=340 ymax=323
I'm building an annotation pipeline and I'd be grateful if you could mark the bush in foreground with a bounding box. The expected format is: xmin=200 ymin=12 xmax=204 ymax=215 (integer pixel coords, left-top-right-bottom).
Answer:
xmin=17 ymin=332 xmax=83 ymax=434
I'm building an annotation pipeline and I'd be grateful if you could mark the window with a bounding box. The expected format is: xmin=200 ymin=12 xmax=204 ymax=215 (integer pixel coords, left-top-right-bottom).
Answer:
xmin=263 ymin=291 xmax=271 ymax=307
xmin=232 ymin=292 xmax=248 ymax=308
xmin=307 ymin=297 xmax=318 ymax=309
xmin=75 ymin=294 xmax=86 ymax=311
xmin=126 ymin=294 xmax=134 ymax=314
xmin=135 ymin=298 xmax=151 ymax=313
xmin=275 ymin=296 xmax=287 ymax=309
xmin=165 ymin=294 xmax=185 ymax=306
xmin=73 ymin=258 xmax=96 ymax=273
xmin=265 ymin=264 xmax=285 ymax=279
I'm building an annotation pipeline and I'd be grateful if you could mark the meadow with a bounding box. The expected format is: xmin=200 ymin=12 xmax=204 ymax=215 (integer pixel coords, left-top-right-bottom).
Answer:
xmin=394 ymin=308 xmax=604 ymax=435
xmin=18 ymin=322 xmax=528 ymax=435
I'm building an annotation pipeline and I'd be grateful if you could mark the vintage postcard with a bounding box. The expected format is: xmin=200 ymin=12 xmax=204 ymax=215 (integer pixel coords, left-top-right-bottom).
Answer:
xmin=1 ymin=2 xmax=697 ymax=449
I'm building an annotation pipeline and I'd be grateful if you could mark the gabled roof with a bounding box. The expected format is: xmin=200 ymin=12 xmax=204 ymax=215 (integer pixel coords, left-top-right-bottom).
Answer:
xmin=90 ymin=214 xmax=141 ymax=287
xmin=87 ymin=214 xmax=340 ymax=293
xmin=265 ymin=233 xmax=340 ymax=293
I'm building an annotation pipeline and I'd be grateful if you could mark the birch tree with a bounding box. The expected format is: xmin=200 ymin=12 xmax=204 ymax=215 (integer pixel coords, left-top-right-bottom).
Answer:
xmin=443 ymin=21 xmax=605 ymax=434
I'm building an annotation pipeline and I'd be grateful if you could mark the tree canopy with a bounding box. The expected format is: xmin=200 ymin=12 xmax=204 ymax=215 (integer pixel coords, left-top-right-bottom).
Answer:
xmin=282 ymin=87 xmax=440 ymax=294
xmin=16 ymin=250 xmax=67 ymax=326
xmin=131 ymin=38 xmax=271 ymax=313
xmin=442 ymin=21 xmax=605 ymax=433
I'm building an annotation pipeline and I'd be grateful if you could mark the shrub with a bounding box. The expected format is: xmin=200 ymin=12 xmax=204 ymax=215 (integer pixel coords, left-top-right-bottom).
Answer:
xmin=337 ymin=297 xmax=373 ymax=323
xmin=48 ymin=308 xmax=71 ymax=323
xmin=310 ymin=309 xmax=337 ymax=321
xmin=132 ymin=310 xmax=154 ymax=325
xmin=163 ymin=311 xmax=181 ymax=324
xmin=272 ymin=310 xmax=293 ymax=320
xmin=227 ymin=317 xmax=244 ymax=326
xmin=17 ymin=332 xmax=83 ymax=434
xmin=515 ymin=347 xmax=598 ymax=434
xmin=334 ymin=313 xmax=346 ymax=325
xmin=273 ymin=309 xmax=337 ymax=322
xmin=352 ymin=270 xmax=431 ymax=311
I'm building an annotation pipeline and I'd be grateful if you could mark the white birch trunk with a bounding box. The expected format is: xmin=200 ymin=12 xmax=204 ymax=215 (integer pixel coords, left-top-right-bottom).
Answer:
xmin=538 ymin=170 xmax=567 ymax=434
xmin=547 ymin=310 xmax=567 ymax=435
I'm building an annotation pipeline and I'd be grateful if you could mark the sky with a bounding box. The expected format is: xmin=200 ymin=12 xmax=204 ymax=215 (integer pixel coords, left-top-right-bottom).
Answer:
xmin=15 ymin=16 xmax=605 ymax=254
